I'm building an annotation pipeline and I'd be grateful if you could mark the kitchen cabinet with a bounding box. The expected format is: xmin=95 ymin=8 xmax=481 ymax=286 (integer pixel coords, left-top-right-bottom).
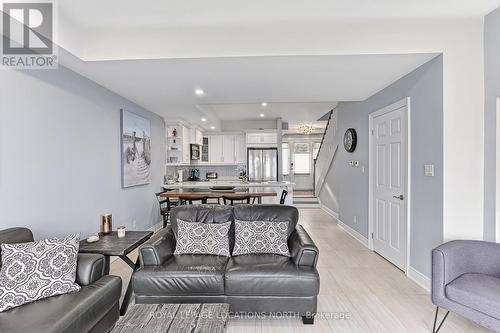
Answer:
xmin=234 ymin=135 xmax=246 ymax=163
xmin=201 ymin=137 xmax=209 ymax=163
xmin=205 ymin=133 xmax=246 ymax=164
xmin=209 ymin=135 xmax=223 ymax=163
xmin=222 ymin=135 xmax=235 ymax=163
xmin=246 ymin=132 xmax=278 ymax=146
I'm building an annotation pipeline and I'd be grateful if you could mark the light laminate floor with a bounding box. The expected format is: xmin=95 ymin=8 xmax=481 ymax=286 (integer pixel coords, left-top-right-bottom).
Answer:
xmin=110 ymin=208 xmax=490 ymax=333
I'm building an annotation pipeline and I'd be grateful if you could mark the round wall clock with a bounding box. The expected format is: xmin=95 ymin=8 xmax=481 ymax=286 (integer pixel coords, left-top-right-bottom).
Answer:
xmin=344 ymin=128 xmax=357 ymax=153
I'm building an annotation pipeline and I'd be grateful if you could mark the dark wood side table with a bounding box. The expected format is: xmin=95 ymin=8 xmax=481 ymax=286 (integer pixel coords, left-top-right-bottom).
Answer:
xmin=79 ymin=231 xmax=153 ymax=316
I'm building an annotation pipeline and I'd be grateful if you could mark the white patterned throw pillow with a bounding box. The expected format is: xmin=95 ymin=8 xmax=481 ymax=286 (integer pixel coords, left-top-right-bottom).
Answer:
xmin=0 ymin=233 xmax=81 ymax=312
xmin=233 ymin=220 xmax=290 ymax=256
xmin=174 ymin=220 xmax=231 ymax=257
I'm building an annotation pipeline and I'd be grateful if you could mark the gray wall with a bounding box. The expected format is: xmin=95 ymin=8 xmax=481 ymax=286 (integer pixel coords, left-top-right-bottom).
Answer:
xmin=0 ymin=66 xmax=165 ymax=240
xmin=483 ymin=7 xmax=500 ymax=241
xmin=318 ymin=55 xmax=443 ymax=278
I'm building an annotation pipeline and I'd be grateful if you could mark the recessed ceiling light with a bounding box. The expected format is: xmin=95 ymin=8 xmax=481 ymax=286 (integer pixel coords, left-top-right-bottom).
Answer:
xmin=259 ymin=113 xmax=265 ymax=117
xmin=210 ymin=126 xmax=215 ymax=130
xmin=195 ymin=89 xmax=205 ymax=96
xmin=261 ymin=102 xmax=268 ymax=107
xmin=201 ymin=118 xmax=207 ymax=122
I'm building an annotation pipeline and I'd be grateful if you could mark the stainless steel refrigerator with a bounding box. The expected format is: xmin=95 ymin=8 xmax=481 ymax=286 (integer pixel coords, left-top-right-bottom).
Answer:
xmin=247 ymin=148 xmax=278 ymax=182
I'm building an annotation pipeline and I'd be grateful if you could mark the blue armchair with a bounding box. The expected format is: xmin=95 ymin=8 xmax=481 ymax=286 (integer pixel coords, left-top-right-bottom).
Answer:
xmin=432 ymin=240 xmax=500 ymax=332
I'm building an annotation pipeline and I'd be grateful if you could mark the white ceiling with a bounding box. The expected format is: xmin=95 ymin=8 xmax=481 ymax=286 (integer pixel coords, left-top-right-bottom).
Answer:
xmin=198 ymin=102 xmax=337 ymax=123
xmin=60 ymin=51 xmax=438 ymax=130
xmin=60 ymin=0 xmax=500 ymax=28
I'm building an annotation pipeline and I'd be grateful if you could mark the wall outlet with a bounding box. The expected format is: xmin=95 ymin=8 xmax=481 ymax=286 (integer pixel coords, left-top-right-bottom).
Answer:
xmin=132 ymin=220 xmax=137 ymax=230
xmin=353 ymin=215 xmax=357 ymax=224
xmin=424 ymin=164 xmax=435 ymax=177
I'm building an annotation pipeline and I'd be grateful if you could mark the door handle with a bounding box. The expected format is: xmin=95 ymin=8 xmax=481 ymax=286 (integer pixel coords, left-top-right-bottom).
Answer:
xmin=393 ymin=195 xmax=404 ymax=200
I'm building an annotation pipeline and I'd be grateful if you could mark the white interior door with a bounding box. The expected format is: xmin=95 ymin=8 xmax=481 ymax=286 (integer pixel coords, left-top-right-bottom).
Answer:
xmin=370 ymin=101 xmax=408 ymax=271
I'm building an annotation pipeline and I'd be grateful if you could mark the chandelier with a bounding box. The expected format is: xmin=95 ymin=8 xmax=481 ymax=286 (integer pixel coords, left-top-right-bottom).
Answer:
xmin=298 ymin=123 xmax=314 ymax=135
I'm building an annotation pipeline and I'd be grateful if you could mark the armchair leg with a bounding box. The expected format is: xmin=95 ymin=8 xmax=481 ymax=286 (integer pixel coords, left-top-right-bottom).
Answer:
xmin=432 ymin=307 xmax=449 ymax=333
xmin=302 ymin=315 xmax=315 ymax=325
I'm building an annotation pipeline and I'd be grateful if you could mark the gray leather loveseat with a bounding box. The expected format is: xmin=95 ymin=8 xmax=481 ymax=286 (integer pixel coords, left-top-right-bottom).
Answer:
xmin=0 ymin=227 xmax=122 ymax=333
xmin=132 ymin=205 xmax=320 ymax=324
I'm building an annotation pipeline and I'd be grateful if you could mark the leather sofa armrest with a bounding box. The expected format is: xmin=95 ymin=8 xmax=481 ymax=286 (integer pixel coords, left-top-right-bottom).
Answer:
xmin=139 ymin=226 xmax=176 ymax=266
xmin=76 ymin=253 xmax=106 ymax=286
xmin=288 ymin=225 xmax=319 ymax=267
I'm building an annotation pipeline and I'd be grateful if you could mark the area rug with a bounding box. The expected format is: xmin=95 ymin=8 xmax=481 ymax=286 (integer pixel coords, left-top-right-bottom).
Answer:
xmin=112 ymin=303 xmax=230 ymax=333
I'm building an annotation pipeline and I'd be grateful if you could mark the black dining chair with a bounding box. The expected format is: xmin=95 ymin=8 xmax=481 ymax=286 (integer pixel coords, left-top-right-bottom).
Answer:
xmin=185 ymin=196 xmax=209 ymax=205
xmin=155 ymin=190 xmax=179 ymax=228
xmin=223 ymin=195 xmax=251 ymax=206
xmin=280 ymin=189 xmax=288 ymax=205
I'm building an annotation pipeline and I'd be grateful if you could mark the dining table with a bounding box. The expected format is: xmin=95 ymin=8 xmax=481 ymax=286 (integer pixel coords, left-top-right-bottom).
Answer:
xmin=159 ymin=187 xmax=277 ymax=204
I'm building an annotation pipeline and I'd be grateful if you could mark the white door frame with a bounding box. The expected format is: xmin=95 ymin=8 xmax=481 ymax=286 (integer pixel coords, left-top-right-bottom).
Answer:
xmin=368 ymin=97 xmax=411 ymax=275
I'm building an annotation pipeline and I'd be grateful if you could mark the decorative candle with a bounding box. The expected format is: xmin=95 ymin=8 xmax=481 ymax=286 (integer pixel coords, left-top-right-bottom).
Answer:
xmin=100 ymin=214 xmax=112 ymax=235
xmin=117 ymin=226 xmax=126 ymax=238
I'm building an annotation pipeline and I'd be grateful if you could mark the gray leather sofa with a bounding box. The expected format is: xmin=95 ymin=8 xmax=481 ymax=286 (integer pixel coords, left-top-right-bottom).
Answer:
xmin=0 ymin=227 xmax=122 ymax=333
xmin=132 ymin=205 xmax=320 ymax=324
xmin=432 ymin=240 xmax=500 ymax=332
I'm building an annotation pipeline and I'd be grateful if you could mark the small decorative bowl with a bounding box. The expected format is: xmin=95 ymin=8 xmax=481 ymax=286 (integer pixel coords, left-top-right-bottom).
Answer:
xmin=86 ymin=235 xmax=99 ymax=243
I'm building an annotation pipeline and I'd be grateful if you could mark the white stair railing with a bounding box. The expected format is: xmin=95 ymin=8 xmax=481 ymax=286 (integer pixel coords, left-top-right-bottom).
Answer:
xmin=314 ymin=108 xmax=339 ymax=196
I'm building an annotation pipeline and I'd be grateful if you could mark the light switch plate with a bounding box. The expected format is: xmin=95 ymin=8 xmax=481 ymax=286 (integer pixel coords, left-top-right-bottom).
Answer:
xmin=424 ymin=164 xmax=434 ymax=177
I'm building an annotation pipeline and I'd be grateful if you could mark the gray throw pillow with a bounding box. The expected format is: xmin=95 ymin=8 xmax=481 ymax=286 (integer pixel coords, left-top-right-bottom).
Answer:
xmin=0 ymin=233 xmax=81 ymax=312
xmin=233 ymin=220 xmax=290 ymax=256
xmin=174 ymin=220 xmax=231 ymax=257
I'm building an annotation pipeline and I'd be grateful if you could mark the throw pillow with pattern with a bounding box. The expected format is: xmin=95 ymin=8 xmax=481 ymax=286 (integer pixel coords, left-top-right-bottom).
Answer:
xmin=174 ymin=220 xmax=231 ymax=257
xmin=0 ymin=233 xmax=81 ymax=312
xmin=233 ymin=220 xmax=290 ymax=256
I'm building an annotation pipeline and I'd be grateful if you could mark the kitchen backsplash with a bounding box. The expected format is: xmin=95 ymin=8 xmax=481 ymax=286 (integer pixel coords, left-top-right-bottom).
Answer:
xmin=166 ymin=164 xmax=246 ymax=181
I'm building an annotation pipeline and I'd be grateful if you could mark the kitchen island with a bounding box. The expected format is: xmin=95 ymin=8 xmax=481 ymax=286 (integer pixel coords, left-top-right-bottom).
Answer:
xmin=162 ymin=180 xmax=294 ymax=205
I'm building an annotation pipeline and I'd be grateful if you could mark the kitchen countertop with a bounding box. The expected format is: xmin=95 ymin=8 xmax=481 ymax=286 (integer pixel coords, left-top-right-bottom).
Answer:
xmin=163 ymin=180 xmax=294 ymax=188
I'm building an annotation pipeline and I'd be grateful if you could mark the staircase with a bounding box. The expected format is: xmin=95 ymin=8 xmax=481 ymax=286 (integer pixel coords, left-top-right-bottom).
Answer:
xmin=313 ymin=108 xmax=339 ymax=197
xmin=293 ymin=191 xmax=320 ymax=208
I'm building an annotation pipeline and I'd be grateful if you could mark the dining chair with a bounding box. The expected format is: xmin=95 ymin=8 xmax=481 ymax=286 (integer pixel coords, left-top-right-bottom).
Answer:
xmin=155 ymin=190 xmax=179 ymax=228
xmin=223 ymin=195 xmax=251 ymax=206
xmin=185 ymin=196 xmax=209 ymax=205
xmin=280 ymin=189 xmax=288 ymax=205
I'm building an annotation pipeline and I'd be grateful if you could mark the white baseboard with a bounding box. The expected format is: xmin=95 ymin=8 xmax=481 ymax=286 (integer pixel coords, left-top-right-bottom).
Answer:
xmin=319 ymin=203 xmax=369 ymax=249
xmin=319 ymin=202 xmax=430 ymax=293
xmin=336 ymin=219 xmax=369 ymax=249
xmin=319 ymin=201 xmax=339 ymax=219
xmin=407 ymin=266 xmax=431 ymax=292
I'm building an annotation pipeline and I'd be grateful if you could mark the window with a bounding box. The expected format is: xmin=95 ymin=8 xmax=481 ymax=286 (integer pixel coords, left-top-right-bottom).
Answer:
xmin=294 ymin=143 xmax=310 ymax=174
xmin=313 ymin=142 xmax=321 ymax=159
xmin=282 ymin=143 xmax=289 ymax=175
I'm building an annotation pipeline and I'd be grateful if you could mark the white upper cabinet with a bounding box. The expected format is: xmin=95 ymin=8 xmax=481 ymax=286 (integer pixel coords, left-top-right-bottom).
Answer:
xmin=222 ymin=135 xmax=235 ymax=163
xmin=205 ymin=133 xmax=246 ymax=164
xmin=246 ymin=132 xmax=278 ymax=146
xmin=209 ymin=135 xmax=223 ymax=163
xmin=234 ymin=135 xmax=246 ymax=163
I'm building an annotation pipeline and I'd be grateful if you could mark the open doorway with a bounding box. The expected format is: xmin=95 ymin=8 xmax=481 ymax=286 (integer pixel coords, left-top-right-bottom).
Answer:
xmin=283 ymin=139 xmax=321 ymax=206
